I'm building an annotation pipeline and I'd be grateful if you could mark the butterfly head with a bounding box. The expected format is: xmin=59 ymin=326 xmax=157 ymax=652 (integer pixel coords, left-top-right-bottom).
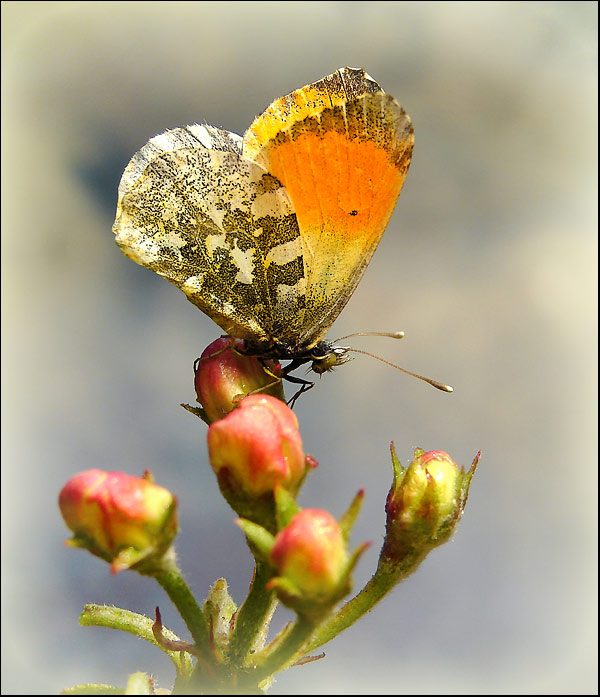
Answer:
xmin=306 ymin=341 xmax=353 ymax=375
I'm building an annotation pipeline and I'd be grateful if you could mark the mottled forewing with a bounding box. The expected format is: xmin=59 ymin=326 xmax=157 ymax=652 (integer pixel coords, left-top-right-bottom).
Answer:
xmin=113 ymin=124 xmax=306 ymax=343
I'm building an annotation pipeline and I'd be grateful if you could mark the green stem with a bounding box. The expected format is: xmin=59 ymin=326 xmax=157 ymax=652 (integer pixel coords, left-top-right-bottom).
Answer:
xmin=227 ymin=561 xmax=277 ymax=665
xmin=253 ymin=617 xmax=316 ymax=682
xmin=151 ymin=560 xmax=211 ymax=655
xmin=306 ymin=552 xmax=424 ymax=652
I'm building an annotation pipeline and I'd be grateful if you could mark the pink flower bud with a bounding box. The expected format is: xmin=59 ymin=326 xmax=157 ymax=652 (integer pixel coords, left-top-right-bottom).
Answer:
xmin=207 ymin=396 xmax=310 ymax=523
xmin=59 ymin=470 xmax=178 ymax=573
xmin=194 ymin=337 xmax=284 ymax=423
xmin=268 ymin=509 xmax=348 ymax=602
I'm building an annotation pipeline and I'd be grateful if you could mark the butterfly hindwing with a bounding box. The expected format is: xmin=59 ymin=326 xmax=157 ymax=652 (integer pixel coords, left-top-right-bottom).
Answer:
xmin=114 ymin=124 xmax=308 ymax=343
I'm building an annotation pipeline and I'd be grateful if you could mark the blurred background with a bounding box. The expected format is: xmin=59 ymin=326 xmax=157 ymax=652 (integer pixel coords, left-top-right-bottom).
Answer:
xmin=1 ymin=1 xmax=597 ymax=694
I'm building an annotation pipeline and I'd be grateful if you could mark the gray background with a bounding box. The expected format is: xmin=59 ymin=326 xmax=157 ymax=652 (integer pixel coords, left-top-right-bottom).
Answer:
xmin=1 ymin=1 xmax=597 ymax=694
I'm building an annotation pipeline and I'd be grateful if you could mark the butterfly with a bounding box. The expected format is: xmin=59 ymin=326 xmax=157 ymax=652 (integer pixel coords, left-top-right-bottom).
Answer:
xmin=113 ymin=67 xmax=416 ymax=393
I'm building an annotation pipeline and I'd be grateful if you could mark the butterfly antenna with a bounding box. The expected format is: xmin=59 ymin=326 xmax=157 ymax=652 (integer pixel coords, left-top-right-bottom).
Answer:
xmin=334 ymin=330 xmax=405 ymax=342
xmin=346 ymin=347 xmax=454 ymax=392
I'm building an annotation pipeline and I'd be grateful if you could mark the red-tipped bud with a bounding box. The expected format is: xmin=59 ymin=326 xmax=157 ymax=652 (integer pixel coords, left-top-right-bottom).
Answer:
xmin=207 ymin=395 xmax=313 ymax=527
xmin=194 ymin=337 xmax=284 ymax=423
xmin=58 ymin=470 xmax=178 ymax=573
xmin=381 ymin=447 xmax=478 ymax=565
xmin=266 ymin=509 xmax=351 ymax=619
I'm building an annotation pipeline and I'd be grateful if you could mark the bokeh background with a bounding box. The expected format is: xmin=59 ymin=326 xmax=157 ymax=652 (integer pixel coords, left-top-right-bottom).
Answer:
xmin=2 ymin=1 xmax=597 ymax=694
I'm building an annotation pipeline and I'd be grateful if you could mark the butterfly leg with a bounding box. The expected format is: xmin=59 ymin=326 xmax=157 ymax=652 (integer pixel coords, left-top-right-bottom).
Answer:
xmin=278 ymin=367 xmax=315 ymax=408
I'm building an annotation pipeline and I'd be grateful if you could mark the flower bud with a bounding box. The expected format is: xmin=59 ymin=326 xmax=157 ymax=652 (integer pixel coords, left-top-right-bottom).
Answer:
xmin=207 ymin=395 xmax=313 ymax=527
xmin=59 ymin=470 xmax=178 ymax=573
xmin=194 ymin=337 xmax=284 ymax=423
xmin=381 ymin=448 xmax=477 ymax=565
xmin=266 ymin=509 xmax=350 ymax=619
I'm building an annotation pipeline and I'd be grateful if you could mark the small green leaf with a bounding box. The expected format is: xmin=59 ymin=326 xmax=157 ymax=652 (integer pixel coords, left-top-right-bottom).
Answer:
xmin=339 ymin=489 xmax=365 ymax=543
xmin=274 ymin=485 xmax=301 ymax=529
xmin=236 ymin=518 xmax=276 ymax=560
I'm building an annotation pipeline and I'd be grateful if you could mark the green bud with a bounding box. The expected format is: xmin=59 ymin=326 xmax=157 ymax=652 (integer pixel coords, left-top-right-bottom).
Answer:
xmin=381 ymin=447 xmax=478 ymax=565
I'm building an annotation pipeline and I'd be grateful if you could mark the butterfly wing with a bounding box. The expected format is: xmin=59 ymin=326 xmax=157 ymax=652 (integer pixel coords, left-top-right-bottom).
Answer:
xmin=243 ymin=67 xmax=414 ymax=349
xmin=113 ymin=124 xmax=308 ymax=344
xmin=113 ymin=69 xmax=413 ymax=355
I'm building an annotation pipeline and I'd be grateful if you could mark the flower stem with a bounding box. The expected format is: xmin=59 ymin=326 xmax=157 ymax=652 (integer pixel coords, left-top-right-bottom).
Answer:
xmin=306 ymin=552 xmax=424 ymax=652
xmin=253 ymin=617 xmax=317 ymax=682
xmin=151 ymin=560 xmax=211 ymax=656
xmin=227 ymin=561 xmax=277 ymax=665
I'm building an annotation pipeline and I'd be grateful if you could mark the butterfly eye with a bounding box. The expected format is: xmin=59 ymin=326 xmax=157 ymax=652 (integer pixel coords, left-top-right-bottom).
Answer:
xmin=307 ymin=341 xmax=330 ymax=359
